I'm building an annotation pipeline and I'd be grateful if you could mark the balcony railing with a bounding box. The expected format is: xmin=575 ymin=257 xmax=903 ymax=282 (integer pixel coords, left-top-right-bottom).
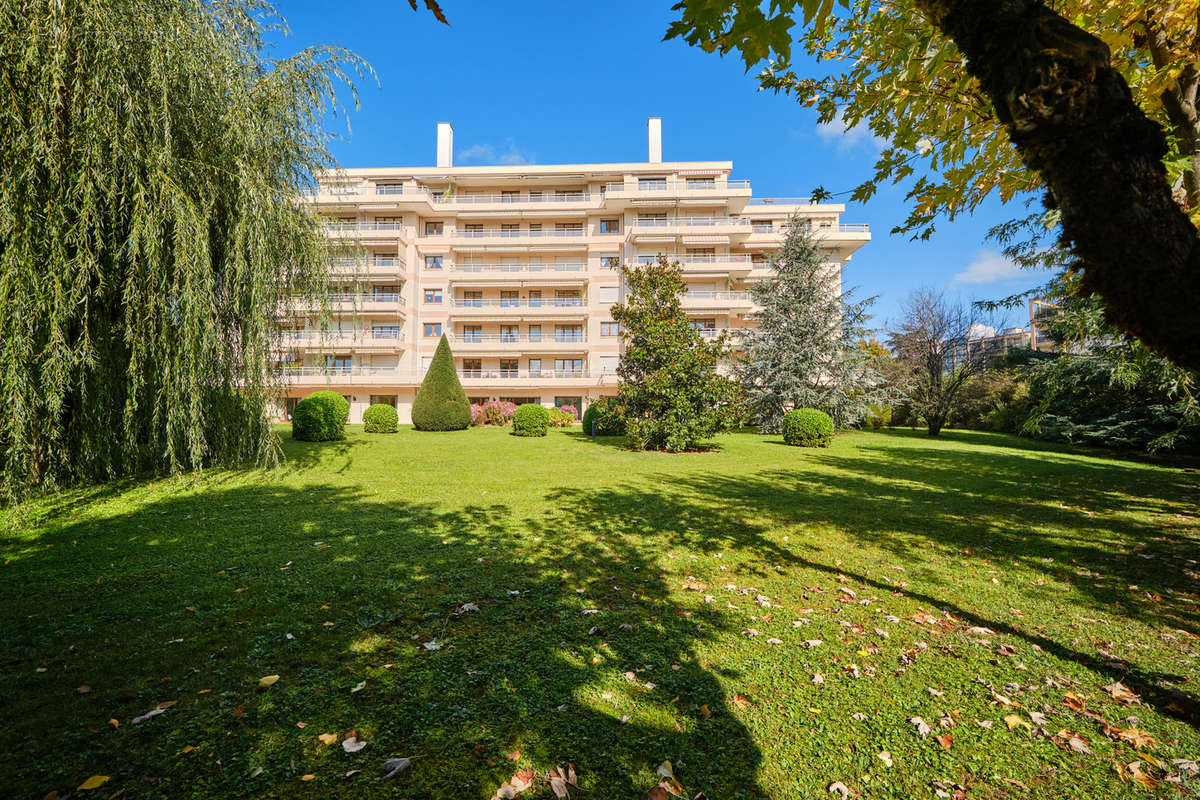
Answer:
xmin=282 ymin=330 xmax=403 ymax=343
xmin=454 ymin=262 xmax=585 ymax=273
xmin=278 ymin=367 xmax=616 ymax=380
xmin=433 ymin=192 xmax=593 ymax=204
xmin=330 ymin=256 xmax=404 ymax=269
xmin=457 ymin=228 xmax=586 ymax=238
xmin=307 ymin=292 xmax=407 ymax=306
xmin=458 ymin=369 xmax=606 ymax=379
xmin=629 ymin=217 xmax=753 ymax=230
xmin=450 ymin=298 xmax=584 ymax=308
xmin=683 ymin=291 xmax=753 ymax=302
xmin=450 ymin=333 xmax=587 ymax=344
xmin=604 ymin=180 xmax=750 ymax=192
xmin=323 ymin=221 xmax=404 ymax=233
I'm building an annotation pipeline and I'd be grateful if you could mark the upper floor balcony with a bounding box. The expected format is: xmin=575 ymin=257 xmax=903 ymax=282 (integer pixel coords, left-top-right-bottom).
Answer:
xmin=292 ymin=292 xmax=407 ymax=315
xmin=329 ymin=256 xmax=406 ymax=281
xmin=281 ymin=330 xmax=405 ymax=353
xmin=602 ymin=179 xmax=752 ymax=211
xmin=322 ymin=220 xmax=407 ymax=243
xmin=447 ymin=332 xmax=590 ymax=353
xmin=680 ymin=291 xmax=755 ymax=311
xmin=447 ymin=298 xmax=589 ymax=317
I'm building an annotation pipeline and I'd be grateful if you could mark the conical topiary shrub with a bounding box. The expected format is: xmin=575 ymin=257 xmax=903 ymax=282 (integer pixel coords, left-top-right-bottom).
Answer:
xmin=411 ymin=334 xmax=470 ymax=431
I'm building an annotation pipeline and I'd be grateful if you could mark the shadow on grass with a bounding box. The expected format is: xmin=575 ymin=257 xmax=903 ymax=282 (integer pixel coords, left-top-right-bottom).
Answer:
xmin=562 ymin=431 xmax=727 ymax=453
xmin=0 ymin=484 xmax=764 ymax=799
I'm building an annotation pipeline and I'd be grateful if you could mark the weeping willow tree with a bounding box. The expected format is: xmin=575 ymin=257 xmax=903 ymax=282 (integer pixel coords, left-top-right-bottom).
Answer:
xmin=0 ymin=0 xmax=374 ymax=498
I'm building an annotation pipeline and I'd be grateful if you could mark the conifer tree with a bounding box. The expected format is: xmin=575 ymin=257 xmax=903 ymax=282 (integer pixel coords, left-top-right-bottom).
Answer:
xmin=411 ymin=335 xmax=470 ymax=431
xmin=737 ymin=218 xmax=886 ymax=431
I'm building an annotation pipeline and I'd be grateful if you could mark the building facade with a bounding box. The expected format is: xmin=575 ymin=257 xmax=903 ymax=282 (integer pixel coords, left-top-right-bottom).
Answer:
xmin=284 ymin=119 xmax=870 ymax=424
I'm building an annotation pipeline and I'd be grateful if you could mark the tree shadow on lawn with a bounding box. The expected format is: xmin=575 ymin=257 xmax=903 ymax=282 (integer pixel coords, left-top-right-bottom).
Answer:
xmin=563 ymin=438 xmax=1200 ymax=729
xmin=0 ymin=484 xmax=764 ymax=799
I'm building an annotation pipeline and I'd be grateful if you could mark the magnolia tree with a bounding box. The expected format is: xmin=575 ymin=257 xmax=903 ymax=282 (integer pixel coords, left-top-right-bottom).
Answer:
xmin=610 ymin=257 xmax=743 ymax=451
xmin=737 ymin=218 xmax=888 ymax=431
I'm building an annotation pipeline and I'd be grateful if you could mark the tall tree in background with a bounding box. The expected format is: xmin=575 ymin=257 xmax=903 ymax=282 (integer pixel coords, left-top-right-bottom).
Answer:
xmin=737 ymin=217 xmax=886 ymax=431
xmin=611 ymin=257 xmax=743 ymax=452
xmin=665 ymin=0 xmax=1200 ymax=372
xmin=888 ymin=289 xmax=989 ymax=436
xmin=0 ymin=0 xmax=370 ymax=497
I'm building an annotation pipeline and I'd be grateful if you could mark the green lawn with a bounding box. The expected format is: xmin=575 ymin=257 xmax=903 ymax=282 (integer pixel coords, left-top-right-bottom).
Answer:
xmin=2 ymin=427 xmax=1199 ymax=799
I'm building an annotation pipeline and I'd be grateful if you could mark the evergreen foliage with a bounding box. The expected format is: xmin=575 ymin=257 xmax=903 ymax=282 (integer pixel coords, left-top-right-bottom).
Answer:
xmin=411 ymin=335 xmax=470 ymax=431
xmin=738 ymin=218 xmax=888 ymax=432
xmin=362 ymin=403 xmax=399 ymax=434
xmin=0 ymin=0 xmax=369 ymax=497
xmin=611 ymin=256 xmax=742 ymax=451
xmin=291 ymin=391 xmax=349 ymax=442
xmin=582 ymin=398 xmax=626 ymax=436
xmin=512 ymin=404 xmax=549 ymax=437
xmin=781 ymin=408 xmax=835 ymax=447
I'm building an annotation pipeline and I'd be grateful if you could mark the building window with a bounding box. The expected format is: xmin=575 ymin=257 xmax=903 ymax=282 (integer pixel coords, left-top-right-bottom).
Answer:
xmin=501 ymin=190 xmax=520 ymax=203
xmin=554 ymin=289 xmax=582 ymax=307
xmin=555 ymin=222 xmax=583 ymax=236
xmin=372 ymin=325 xmax=400 ymax=339
xmin=462 ymin=290 xmax=482 ymax=307
xmin=424 ymin=289 xmax=442 ymax=304
xmin=638 ymin=177 xmax=668 ymax=190
xmin=555 ymin=189 xmax=583 ymax=199
xmin=500 ymin=324 xmax=519 ymax=342
xmin=462 ymin=359 xmax=482 ymax=377
xmin=528 ymin=191 xmax=543 ymax=203
xmin=424 ymin=221 xmax=444 ymax=235
xmin=373 ymin=253 xmax=397 ymax=266
xmin=751 ymin=219 xmax=773 ymax=233
xmin=528 ymin=358 xmax=542 ymax=377
xmin=464 ymin=223 xmax=484 ymax=237
xmin=528 ymin=223 xmax=543 ymax=235
xmin=686 ymin=177 xmax=716 ymax=189
xmin=373 ymin=284 xmax=400 ymax=301
xmin=283 ymin=397 xmax=299 ymax=420
xmin=424 ymin=323 xmax=442 ymax=337
xmin=637 ymin=212 xmax=667 ymax=226
xmin=600 ymin=256 xmax=620 ymax=269
xmin=554 ymin=396 xmax=583 ymax=414
xmin=326 ymin=355 xmax=352 ymax=374
xmin=462 ymin=325 xmax=483 ymax=343
xmin=596 ymin=286 xmax=618 ymax=304
xmin=501 ymin=223 xmax=520 ymax=236
xmin=370 ymin=394 xmax=397 ymax=407
xmin=500 ymin=290 xmax=520 ymax=308
xmin=555 ymin=325 xmax=584 ymax=343
xmin=528 ymin=325 xmax=542 ymax=341
xmin=599 ymin=218 xmax=620 ymax=233
xmin=425 ymin=255 xmax=443 ymax=270
xmin=376 ymin=182 xmax=404 ymax=194
xmin=499 ymin=359 xmax=519 ymax=377
xmin=501 ymin=396 xmax=538 ymax=405
xmin=528 ymin=290 xmax=542 ymax=308
xmin=601 ymin=321 xmax=620 ymax=337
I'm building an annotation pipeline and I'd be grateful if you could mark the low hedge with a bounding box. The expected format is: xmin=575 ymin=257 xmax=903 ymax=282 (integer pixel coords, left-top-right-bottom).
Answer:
xmin=548 ymin=407 xmax=575 ymax=427
xmin=512 ymin=403 xmax=549 ymax=437
xmin=782 ymin=408 xmax=834 ymax=447
xmin=362 ymin=403 xmax=399 ymax=433
xmin=292 ymin=390 xmax=349 ymax=442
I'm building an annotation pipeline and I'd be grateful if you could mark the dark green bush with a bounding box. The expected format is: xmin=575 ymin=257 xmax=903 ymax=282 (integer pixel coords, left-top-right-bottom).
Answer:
xmin=411 ymin=334 xmax=470 ymax=431
xmin=362 ymin=403 xmax=398 ymax=433
xmin=781 ymin=408 xmax=834 ymax=447
xmin=512 ymin=403 xmax=549 ymax=437
xmin=582 ymin=397 xmax=626 ymax=436
xmin=292 ymin=390 xmax=349 ymax=442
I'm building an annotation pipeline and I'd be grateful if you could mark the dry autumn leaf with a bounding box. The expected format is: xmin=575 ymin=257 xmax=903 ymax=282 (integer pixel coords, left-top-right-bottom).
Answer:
xmin=935 ymin=733 xmax=953 ymax=749
xmin=1102 ymin=682 xmax=1139 ymax=705
xmin=258 ymin=674 xmax=279 ymax=687
xmin=77 ymin=776 xmax=109 ymax=791
xmin=319 ymin=733 xmax=337 ymax=745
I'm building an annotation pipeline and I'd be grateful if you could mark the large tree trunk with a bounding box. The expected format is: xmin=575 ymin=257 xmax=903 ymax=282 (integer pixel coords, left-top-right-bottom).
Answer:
xmin=916 ymin=0 xmax=1200 ymax=372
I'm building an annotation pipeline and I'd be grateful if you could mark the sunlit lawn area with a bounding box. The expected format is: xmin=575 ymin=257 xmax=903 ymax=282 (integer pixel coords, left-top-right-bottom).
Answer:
xmin=2 ymin=427 xmax=1198 ymax=798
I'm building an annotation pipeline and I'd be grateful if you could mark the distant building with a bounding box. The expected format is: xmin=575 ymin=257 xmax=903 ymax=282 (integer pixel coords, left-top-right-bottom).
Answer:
xmin=946 ymin=298 xmax=1060 ymax=369
xmin=282 ymin=118 xmax=871 ymax=424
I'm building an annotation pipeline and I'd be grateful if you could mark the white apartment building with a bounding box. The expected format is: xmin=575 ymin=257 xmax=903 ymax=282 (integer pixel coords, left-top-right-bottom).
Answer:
xmin=283 ymin=118 xmax=870 ymax=424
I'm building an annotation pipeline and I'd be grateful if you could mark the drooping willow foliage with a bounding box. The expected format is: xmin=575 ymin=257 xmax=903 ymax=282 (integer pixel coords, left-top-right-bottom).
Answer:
xmin=0 ymin=0 xmax=370 ymax=498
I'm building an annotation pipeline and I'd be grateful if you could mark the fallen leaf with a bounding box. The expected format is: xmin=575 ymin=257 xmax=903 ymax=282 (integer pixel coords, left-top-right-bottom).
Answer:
xmin=300 ymin=774 xmax=315 ymax=781
xmin=258 ymin=675 xmax=279 ymax=688
xmin=319 ymin=733 xmax=337 ymax=745
xmin=1005 ymin=714 xmax=1033 ymax=731
xmin=935 ymin=733 xmax=953 ymax=749
xmin=232 ymin=705 xmax=245 ymax=717
xmin=1063 ymin=692 xmax=1087 ymax=712
xmin=1102 ymin=682 xmax=1140 ymax=705
xmin=107 ymin=718 xmax=119 ymax=730
xmin=910 ymin=716 xmax=931 ymax=737
xmin=699 ymin=704 xmax=711 ymax=719
xmin=77 ymin=685 xmax=92 ymax=694
xmin=77 ymin=776 xmax=109 ymax=791
xmin=342 ymin=734 xmax=368 ymax=753
xmin=296 ymin=721 xmax=308 ymax=729
xmin=731 ymin=694 xmax=751 ymax=709
xmin=181 ymin=744 xmax=198 ymax=754
xmin=827 ymin=781 xmax=850 ymax=798
xmin=877 ymin=751 xmax=893 ymax=767
xmin=1053 ymin=729 xmax=1092 ymax=754
xmin=351 ymin=680 xmax=366 ymax=693
xmin=379 ymin=757 xmax=411 ymax=780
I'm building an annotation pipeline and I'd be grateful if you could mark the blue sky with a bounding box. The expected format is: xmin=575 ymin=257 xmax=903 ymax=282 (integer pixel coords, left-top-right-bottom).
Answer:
xmin=277 ymin=0 xmax=1049 ymax=328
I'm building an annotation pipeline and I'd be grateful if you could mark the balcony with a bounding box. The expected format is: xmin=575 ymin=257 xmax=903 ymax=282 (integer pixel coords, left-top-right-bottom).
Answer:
xmin=677 ymin=254 xmax=756 ymax=277
xmin=457 ymin=369 xmax=615 ymax=386
xmin=448 ymin=333 xmax=588 ymax=352
xmin=281 ymin=330 xmax=405 ymax=353
xmin=329 ymin=256 xmax=406 ymax=281
xmin=280 ymin=366 xmax=412 ymax=386
xmin=448 ymin=299 xmax=588 ymax=318
xmin=602 ymin=179 xmax=753 ymax=212
xmin=322 ymin=221 xmax=406 ymax=242
xmin=453 ymin=262 xmax=585 ymax=274
xmin=292 ymin=293 xmax=407 ymax=315
xmin=431 ymin=191 xmax=599 ymax=210
xmin=680 ymin=291 xmax=754 ymax=311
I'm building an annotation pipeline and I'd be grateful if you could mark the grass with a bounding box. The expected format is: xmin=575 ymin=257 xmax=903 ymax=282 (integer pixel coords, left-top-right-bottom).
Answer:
xmin=2 ymin=426 xmax=1199 ymax=799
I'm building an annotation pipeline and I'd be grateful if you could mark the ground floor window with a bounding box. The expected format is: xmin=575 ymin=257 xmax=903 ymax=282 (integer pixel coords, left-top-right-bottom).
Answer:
xmin=500 ymin=396 xmax=538 ymax=406
xmin=284 ymin=397 xmax=299 ymax=420
xmin=554 ymin=397 xmax=582 ymax=417
xmin=469 ymin=396 xmax=491 ymax=405
xmin=370 ymin=395 xmax=397 ymax=408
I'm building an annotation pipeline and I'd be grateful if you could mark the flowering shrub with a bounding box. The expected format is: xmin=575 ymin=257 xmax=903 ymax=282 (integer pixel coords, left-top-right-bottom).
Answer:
xmin=548 ymin=407 xmax=575 ymax=427
xmin=557 ymin=404 xmax=579 ymax=419
xmin=470 ymin=400 xmax=517 ymax=427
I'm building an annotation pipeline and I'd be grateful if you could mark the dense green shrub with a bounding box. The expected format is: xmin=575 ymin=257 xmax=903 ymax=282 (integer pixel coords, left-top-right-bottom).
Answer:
xmin=582 ymin=397 xmax=626 ymax=436
xmin=411 ymin=335 xmax=470 ymax=431
xmin=548 ymin=407 xmax=575 ymax=427
xmin=863 ymin=403 xmax=892 ymax=429
xmin=292 ymin=390 xmax=349 ymax=442
xmin=781 ymin=408 xmax=834 ymax=447
xmin=362 ymin=403 xmax=398 ymax=433
xmin=948 ymin=370 xmax=1029 ymax=431
xmin=512 ymin=403 xmax=549 ymax=437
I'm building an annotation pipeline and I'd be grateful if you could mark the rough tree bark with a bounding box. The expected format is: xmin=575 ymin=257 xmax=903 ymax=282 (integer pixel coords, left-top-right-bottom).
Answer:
xmin=914 ymin=0 xmax=1200 ymax=371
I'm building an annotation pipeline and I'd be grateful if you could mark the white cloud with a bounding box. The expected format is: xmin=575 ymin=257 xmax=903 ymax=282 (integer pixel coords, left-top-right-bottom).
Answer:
xmin=815 ymin=110 xmax=887 ymax=151
xmin=952 ymin=250 xmax=1024 ymax=284
xmin=456 ymin=138 xmax=533 ymax=165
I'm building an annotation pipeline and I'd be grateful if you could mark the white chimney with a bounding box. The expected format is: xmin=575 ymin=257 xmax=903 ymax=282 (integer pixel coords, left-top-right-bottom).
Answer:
xmin=436 ymin=122 xmax=454 ymax=168
xmin=648 ymin=117 xmax=662 ymax=163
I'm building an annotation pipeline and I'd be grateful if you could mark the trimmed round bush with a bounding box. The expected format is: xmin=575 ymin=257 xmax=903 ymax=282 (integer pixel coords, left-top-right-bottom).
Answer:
xmin=782 ymin=408 xmax=834 ymax=447
xmin=582 ymin=397 xmax=625 ymax=436
xmin=412 ymin=334 xmax=470 ymax=431
xmin=362 ymin=403 xmax=399 ymax=433
xmin=292 ymin=390 xmax=349 ymax=442
xmin=512 ymin=403 xmax=549 ymax=437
